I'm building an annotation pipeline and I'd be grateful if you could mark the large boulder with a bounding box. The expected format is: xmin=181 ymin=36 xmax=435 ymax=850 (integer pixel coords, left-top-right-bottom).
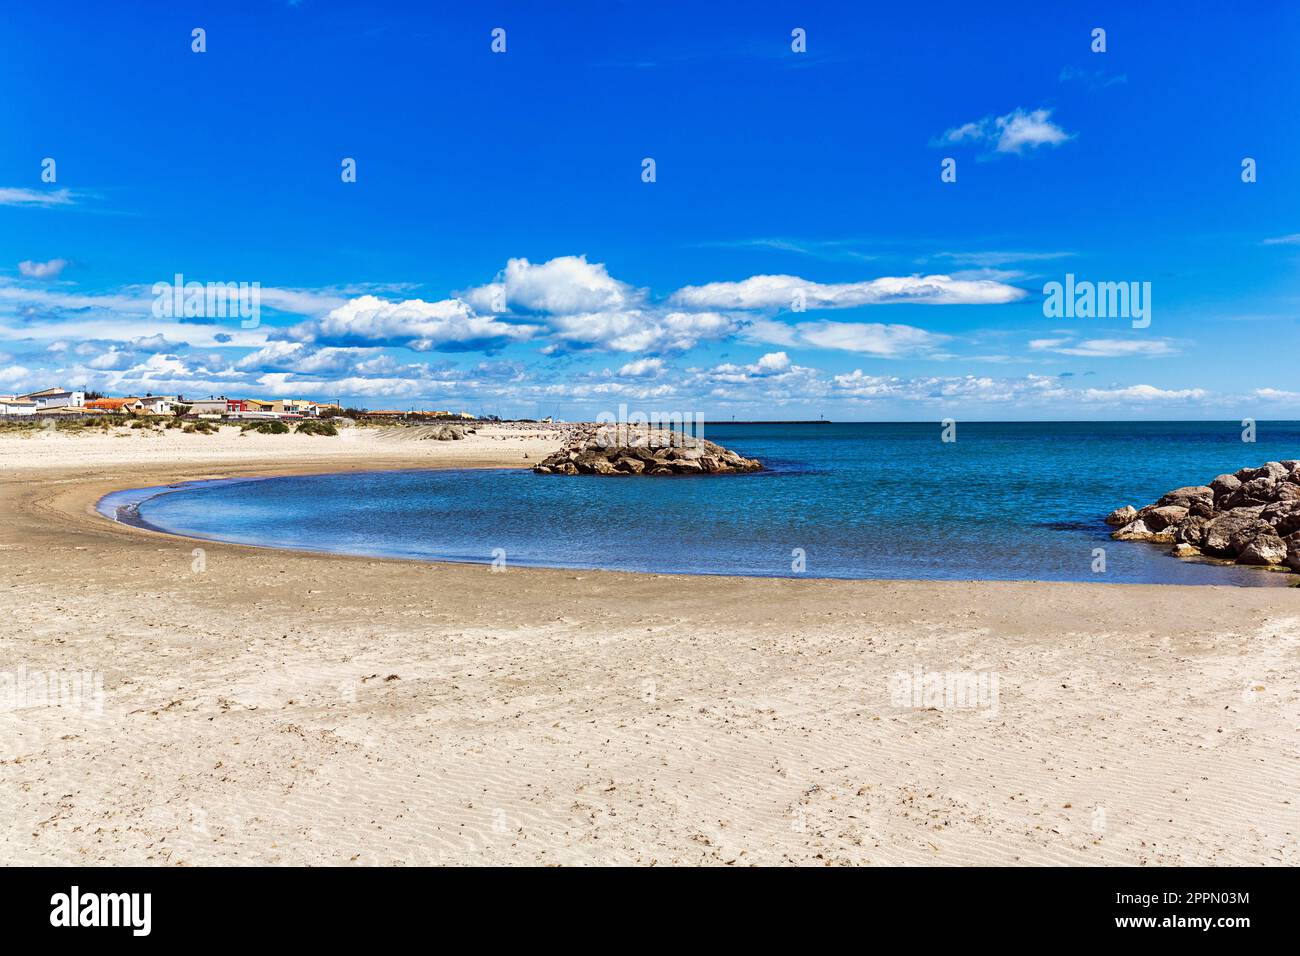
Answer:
xmin=1238 ymin=532 xmax=1288 ymax=566
xmin=1224 ymin=476 xmax=1278 ymax=509
xmin=1105 ymin=505 xmax=1137 ymax=526
xmin=1261 ymin=500 xmax=1300 ymax=537
xmin=1174 ymin=514 xmax=1208 ymax=547
xmin=1286 ymin=535 xmax=1300 ymax=572
xmin=1111 ymin=519 xmax=1155 ymax=541
xmin=1157 ymin=486 xmax=1214 ymax=512
xmin=1248 ymin=461 xmax=1289 ymax=481
xmin=1275 ymin=482 xmax=1300 ymax=502
xmin=1202 ymin=508 xmax=1268 ymax=557
xmin=1136 ymin=504 xmax=1188 ymax=532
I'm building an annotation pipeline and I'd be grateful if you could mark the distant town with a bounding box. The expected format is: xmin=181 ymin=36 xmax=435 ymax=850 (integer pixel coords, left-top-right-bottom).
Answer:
xmin=0 ymin=387 xmax=491 ymax=423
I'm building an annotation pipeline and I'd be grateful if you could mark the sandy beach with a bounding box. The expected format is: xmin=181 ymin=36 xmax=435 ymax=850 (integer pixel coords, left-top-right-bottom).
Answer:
xmin=1 ymin=423 xmax=1297 ymax=866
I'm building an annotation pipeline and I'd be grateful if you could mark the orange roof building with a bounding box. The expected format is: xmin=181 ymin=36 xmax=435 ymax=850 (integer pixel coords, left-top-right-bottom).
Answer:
xmin=85 ymin=398 xmax=139 ymax=412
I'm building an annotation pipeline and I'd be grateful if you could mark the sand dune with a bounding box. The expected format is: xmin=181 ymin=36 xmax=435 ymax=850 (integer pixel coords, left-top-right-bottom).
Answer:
xmin=1 ymin=425 xmax=1296 ymax=865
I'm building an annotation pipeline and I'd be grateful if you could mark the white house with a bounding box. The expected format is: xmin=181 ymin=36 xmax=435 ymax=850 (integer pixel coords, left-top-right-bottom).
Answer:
xmin=134 ymin=395 xmax=180 ymax=415
xmin=0 ymin=396 xmax=37 ymax=416
xmin=19 ymin=387 xmax=85 ymax=410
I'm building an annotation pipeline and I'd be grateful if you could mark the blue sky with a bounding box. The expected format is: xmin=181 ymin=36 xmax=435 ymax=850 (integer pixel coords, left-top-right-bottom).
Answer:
xmin=2 ymin=0 xmax=1298 ymax=420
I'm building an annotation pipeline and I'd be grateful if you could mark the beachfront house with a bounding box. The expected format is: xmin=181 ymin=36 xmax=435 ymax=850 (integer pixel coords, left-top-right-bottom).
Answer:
xmin=185 ymin=399 xmax=230 ymax=417
xmin=269 ymin=398 xmax=316 ymax=416
xmin=0 ymin=396 xmax=37 ymax=416
xmin=19 ymin=387 xmax=85 ymax=410
xmin=85 ymin=398 xmax=140 ymax=415
xmin=135 ymin=395 xmax=180 ymax=416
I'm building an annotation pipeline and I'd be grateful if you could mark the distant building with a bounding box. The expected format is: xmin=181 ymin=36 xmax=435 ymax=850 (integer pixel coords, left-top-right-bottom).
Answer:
xmin=0 ymin=396 xmax=37 ymax=416
xmin=135 ymin=395 xmax=180 ymax=416
xmin=269 ymin=398 xmax=316 ymax=416
xmin=18 ymin=387 xmax=84 ymax=410
xmin=183 ymin=401 xmax=224 ymax=416
xmin=85 ymin=398 xmax=138 ymax=414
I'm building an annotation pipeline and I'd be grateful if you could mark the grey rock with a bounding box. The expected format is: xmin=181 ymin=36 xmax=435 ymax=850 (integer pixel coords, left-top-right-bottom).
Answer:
xmin=1238 ymin=532 xmax=1288 ymax=566
xmin=1111 ymin=519 xmax=1154 ymax=541
xmin=1261 ymin=500 xmax=1300 ymax=537
xmin=1286 ymin=536 xmax=1300 ymax=572
xmin=1157 ymin=486 xmax=1214 ymax=511
xmin=1105 ymin=505 xmax=1138 ymax=526
xmin=1136 ymin=504 xmax=1188 ymax=532
xmin=1174 ymin=515 xmax=1208 ymax=547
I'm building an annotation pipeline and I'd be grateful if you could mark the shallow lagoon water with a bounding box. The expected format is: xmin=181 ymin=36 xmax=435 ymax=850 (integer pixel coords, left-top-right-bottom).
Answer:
xmin=98 ymin=422 xmax=1300 ymax=585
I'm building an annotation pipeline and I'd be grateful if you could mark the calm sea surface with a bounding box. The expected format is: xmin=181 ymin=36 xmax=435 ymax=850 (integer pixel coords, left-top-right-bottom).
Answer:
xmin=98 ymin=421 xmax=1300 ymax=585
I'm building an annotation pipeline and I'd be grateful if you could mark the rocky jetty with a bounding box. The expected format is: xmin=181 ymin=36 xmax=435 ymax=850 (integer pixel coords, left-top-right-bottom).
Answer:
xmin=1107 ymin=460 xmax=1300 ymax=571
xmin=533 ymin=425 xmax=762 ymax=476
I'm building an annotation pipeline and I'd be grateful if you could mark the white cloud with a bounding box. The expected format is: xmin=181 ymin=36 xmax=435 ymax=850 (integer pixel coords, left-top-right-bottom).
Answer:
xmin=831 ymin=370 xmax=1062 ymax=403
xmin=236 ymin=342 xmax=390 ymax=376
xmin=1080 ymin=384 xmax=1207 ymax=402
xmin=671 ymin=273 xmax=1024 ymax=310
xmin=465 ymin=255 xmax=638 ymax=315
xmin=795 ymin=320 xmax=949 ymax=356
xmin=293 ymin=295 xmax=539 ymax=352
xmin=18 ymin=258 xmax=68 ymax=279
xmin=617 ymin=357 xmax=666 ymax=378
xmin=0 ymin=188 xmax=76 ymax=207
xmin=940 ymin=108 xmax=1073 ymax=155
xmin=829 ymin=371 xmax=1206 ymax=407
xmin=1261 ymin=233 xmax=1300 ymax=246
xmin=0 ymin=364 xmax=34 ymax=389
xmin=542 ymin=308 xmax=739 ymax=354
xmin=745 ymin=319 xmax=950 ymax=357
xmin=86 ymin=346 xmax=137 ymax=371
xmin=1254 ymin=387 xmax=1300 ymax=401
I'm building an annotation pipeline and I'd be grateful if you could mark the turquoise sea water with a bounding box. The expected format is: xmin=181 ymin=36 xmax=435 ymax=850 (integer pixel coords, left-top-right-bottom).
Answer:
xmin=98 ymin=421 xmax=1300 ymax=585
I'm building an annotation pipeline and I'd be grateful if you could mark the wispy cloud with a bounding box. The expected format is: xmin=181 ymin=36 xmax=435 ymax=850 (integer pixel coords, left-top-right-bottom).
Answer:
xmin=693 ymin=237 xmax=877 ymax=262
xmin=1059 ymin=65 xmax=1127 ymax=89
xmin=17 ymin=258 xmax=68 ymax=279
xmin=0 ymin=188 xmax=77 ymax=207
xmin=1261 ymin=233 xmax=1300 ymax=246
xmin=670 ymin=273 xmax=1025 ymax=310
xmin=743 ymin=318 xmax=950 ymax=358
xmin=934 ymin=251 xmax=1072 ymax=268
xmin=1029 ymin=337 xmax=1180 ymax=358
